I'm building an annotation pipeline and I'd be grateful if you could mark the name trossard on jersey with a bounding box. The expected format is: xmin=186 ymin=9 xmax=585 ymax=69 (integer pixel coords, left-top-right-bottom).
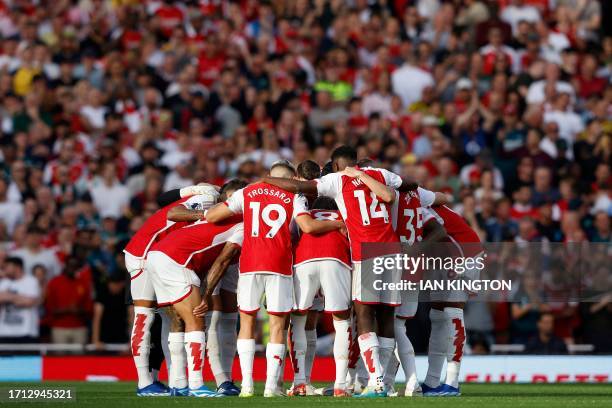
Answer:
xmin=225 ymin=182 xmax=309 ymax=276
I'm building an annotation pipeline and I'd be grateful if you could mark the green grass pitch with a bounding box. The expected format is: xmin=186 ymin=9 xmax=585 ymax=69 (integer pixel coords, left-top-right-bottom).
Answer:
xmin=2 ymin=382 xmax=611 ymax=408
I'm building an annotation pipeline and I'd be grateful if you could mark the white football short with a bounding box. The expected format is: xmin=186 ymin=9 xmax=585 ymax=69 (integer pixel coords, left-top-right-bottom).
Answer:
xmin=352 ymin=257 xmax=401 ymax=306
xmin=237 ymin=273 xmax=293 ymax=314
xmin=146 ymin=251 xmax=200 ymax=306
xmin=125 ymin=252 xmax=155 ymax=302
xmin=294 ymin=260 xmax=351 ymax=313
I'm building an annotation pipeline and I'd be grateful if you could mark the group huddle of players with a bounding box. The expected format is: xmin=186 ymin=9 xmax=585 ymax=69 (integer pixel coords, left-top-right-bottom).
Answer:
xmin=123 ymin=145 xmax=483 ymax=398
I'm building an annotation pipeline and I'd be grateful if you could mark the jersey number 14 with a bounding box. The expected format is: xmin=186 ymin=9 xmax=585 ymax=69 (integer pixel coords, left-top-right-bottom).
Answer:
xmin=353 ymin=190 xmax=389 ymax=226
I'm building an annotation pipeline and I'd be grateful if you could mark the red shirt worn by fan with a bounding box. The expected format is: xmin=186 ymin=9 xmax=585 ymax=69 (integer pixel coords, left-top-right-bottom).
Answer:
xmin=224 ymin=182 xmax=309 ymax=276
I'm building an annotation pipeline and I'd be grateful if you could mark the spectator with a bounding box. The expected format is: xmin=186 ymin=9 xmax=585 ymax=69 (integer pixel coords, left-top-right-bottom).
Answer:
xmin=92 ymin=272 xmax=129 ymax=349
xmin=0 ymin=0 xmax=605 ymax=352
xmin=511 ymin=274 xmax=550 ymax=344
xmin=0 ymin=178 xmax=23 ymax=237
xmin=11 ymin=226 xmax=61 ymax=279
xmin=0 ymin=257 xmax=41 ymax=343
xmin=590 ymin=211 xmax=611 ymax=242
xmin=391 ymin=54 xmax=434 ymax=108
xmin=531 ymin=167 xmax=560 ymax=207
xmin=525 ymin=313 xmax=568 ymax=354
xmin=88 ymin=162 xmax=130 ymax=219
xmin=501 ymin=0 xmax=541 ymax=35
xmin=44 ymin=257 xmax=93 ymax=345
xmin=308 ymin=91 xmax=349 ymax=141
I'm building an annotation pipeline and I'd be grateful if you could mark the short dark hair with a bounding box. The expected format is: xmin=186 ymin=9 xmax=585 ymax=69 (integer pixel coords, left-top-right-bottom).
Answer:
xmin=220 ymin=179 xmax=247 ymax=200
xmin=297 ymin=160 xmax=320 ymax=181
xmin=5 ymin=256 xmax=24 ymax=269
xmin=321 ymin=161 xmax=334 ymax=177
xmin=357 ymin=158 xmax=375 ymax=167
xmin=331 ymin=145 xmax=357 ymax=163
xmin=312 ymin=196 xmax=338 ymax=211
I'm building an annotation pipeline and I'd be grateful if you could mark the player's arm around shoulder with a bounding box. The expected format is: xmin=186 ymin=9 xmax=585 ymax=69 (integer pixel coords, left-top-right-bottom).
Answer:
xmin=206 ymin=188 xmax=244 ymax=223
xmin=261 ymin=176 xmax=318 ymax=195
xmin=167 ymin=205 xmax=206 ymax=222
xmin=205 ymin=203 xmax=235 ymax=223
xmin=343 ymin=166 xmax=396 ymax=203
xmin=295 ymin=213 xmax=344 ymax=234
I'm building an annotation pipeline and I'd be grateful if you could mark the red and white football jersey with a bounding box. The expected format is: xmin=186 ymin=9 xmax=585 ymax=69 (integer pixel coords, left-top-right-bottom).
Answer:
xmin=423 ymin=205 xmax=483 ymax=257
xmin=123 ymin=195 xmax=212 ymax=259
xmin=294 ymin=209 xmax=351 ymax=269
xmin=149 ymin=215 xmax=243 ymax=271
xmin=316 ymin=167 xmax=402 ymax=262
xmin=225 ymin=182 xmax=309 ymax=276
xmin=392 ymin=187 xmax=435 ymax=245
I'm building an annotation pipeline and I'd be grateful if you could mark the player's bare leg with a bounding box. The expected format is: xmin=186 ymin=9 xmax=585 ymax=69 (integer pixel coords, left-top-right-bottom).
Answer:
xmin=172 ymin=287 xmax=214 ymax=397
xmin=131 ymin=299 xmax=157 ymax=390
xmin=207 ymin=290 xmax=239 ymax=395
xmin=164 ymin=307 xmax=188 ymax=395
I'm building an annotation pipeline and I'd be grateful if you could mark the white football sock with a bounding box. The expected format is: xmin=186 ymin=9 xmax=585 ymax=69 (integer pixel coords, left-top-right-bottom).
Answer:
xmin=265 ymin=343 xmax=286 ymax=393
xmin=206 ymin=311 xmax=225 ymax=386
xmin=444 ymin=307 xmax=465 ymax=389
xmin=237 ymin=338 xmax=255 ymax=390
xmin=394 ymin=317 xmax=418 ymax=390
xmin=424 ymin=309 xmax=447 ymax=388
xmin=219 ymin=312 xmax=238 ymax=383
xmin=384 ymin=352 xmax=400 ymax=389
xmin=378 ymin=336 xmax=395 ymax=379
xmin=131 ymin=306 xmax=155 ymax=389
xmin=332 ymin=319 xmax=350 ymax=390
xmin=159 ymin=309 xmax=171 ymax=379
xmin=168 ymin=332 xmax=187 ymax=389
xmin=290 ymin=315 xmax=307 ymax=385
xmin=184 ymin=331 xmax=205 ymax=390
xmin=304 ymin=329 xmax=317 ymax=383
xmin=278 ymin=329 xmax=288 ymax=389
xmin=358 ymin=332 xmax=384 ymax=388
xmin=346 ymin=321 xmax=360 ymax=387
xmin=356 ymin=358 xmax=369 ymax=388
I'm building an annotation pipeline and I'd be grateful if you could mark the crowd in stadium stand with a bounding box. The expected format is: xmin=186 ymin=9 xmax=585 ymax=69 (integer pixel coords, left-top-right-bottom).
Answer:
xmin=0 ymin=0 xmax=610 ymax=353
